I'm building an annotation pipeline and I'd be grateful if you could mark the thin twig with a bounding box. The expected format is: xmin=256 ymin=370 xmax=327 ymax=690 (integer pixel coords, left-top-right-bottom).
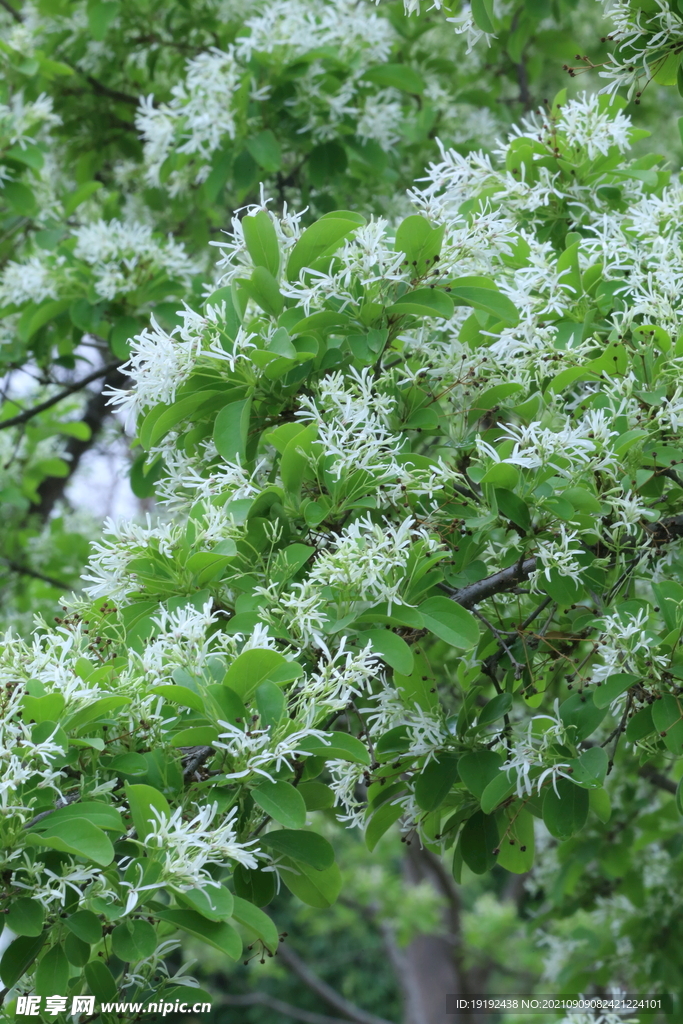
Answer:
xmin=24 ymin=791 xmax=81 ymax=830
xmin=0 ymin=361 xmax=123 ymax=431
xmin=276 ymin=944 xmax=394 ymax=1024
xmin=220 ymin=993 xmax=356 ymax=1024
xmin=471 ymin=607 xmax=524 ymax=678
xmin=0 ymin=559 xmax=70 ymax=591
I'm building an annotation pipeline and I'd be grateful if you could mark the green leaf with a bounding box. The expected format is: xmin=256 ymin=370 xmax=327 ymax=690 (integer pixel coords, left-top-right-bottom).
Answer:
xmin=23 ymin=298 xmax=72 ymax=341
xmin=458 ymin=750 xmax=503 ymax=800
xmin=362 ymin=63 xmax=425 ymax=93
xmin=0 ymin=934 xmax=46 ymax=989
xmin=279 ymin=857 xmax=342 ymax=908
xmin=224 ymin=648 xmax=288 ymax=701
xmin=21 ymin=692 xmax=65 ymax=724
xmin=388 ymin=288 xmax=454 ymax=319
xmin=65 ymin=911 xmax=102 ymax=945
xmin=242 ymin=266 xmax=284 ymax=317
xmin=298 ymin=781 xmax=335 ymax=810
xmin=3 ymin=181 xmax=37 ymax=216
xmin=64 ymin=695 xmax=131 ymax=731
xmin=108 ymin=752 xmax=148 ymax=776
xmin=419 ymin=597 xmax=479 ymax=649
xmin=542 ymin=778 xmax=589 ymax=838
xmin=245 ymin=130 xmax=282 ymax=172
xmin=496 ymin=806 xmax=534 ymax=873
xmin=592 ymin=672 xmax=640 ymax=709
xmin=589 ymin=787 xmax=612 ymax=824
xmin=87 ymin=0 xmax=121 ymax=41
xmin=155 ymin=909 xmax=242 ymax=959
xmin=6 ymin=899 xmax=44 ymax=937
xmin=84 ymin=959 xmax=119 ymax=1001
xmin=287 ymin=218 xmax=359 ymax=282
xmin=5 ymin=143 xmax=43 ymax=169
xmin=480 ymin=463 xmax=519 ymax=489
xmin=25 ymin=818 xmax=114 ymax=867
xmin=231 ymin=896 xmax=279 ymax=953
xmin=175 ymin=884 xmax=234 ymax=922
xmin=654 ymin=49 xmax=682 ymax=86
xmin=495 ymin=488 xmax=531 ymax=531
xmin=63 ymin=180 xmax=103 ymax=216
xmin=170 ymin=726 xmax=218 ymax=747
xmin=150 ymin=684 xmax=205 ymax=714
xmin=449 ymin=280 xmax=518 ymax=323
xmin=30 ymin=801 xmax=123 ymax=834
xmin=460 ymin=810 xmax=499 ymax=874
xmin=252 ymin=781 xmax=307 ymax=829
xmin=355 ymin=629 xmax=414 ymax=674
xmin=64 ymin=932 xmax=90 ymax=968
xmin=213 ymin=398 xmax=252 ymax=463
xmin=111 ymin=920 xmax=157 ymax=962
xmin=471 ymin=0 xmax=494 ymax=32
xmin=307 ymin=142 xmax=348 ymax=187
xmin=111 ymin=315 xmax=139 ymax=359
xmin=625 ymin=705 xmax=655 ymax=743
xmin=559 ymin=693 xmax=606 ymax=742
xmin=233 ymin=864 xmax=276 ymax=907
xmin=260 ymin=829 xmax=334 ymax=869
xmin=414 ymin=753 xmax=460 ymax=811
xmin=35 ymin=944 xmax=69 ymax=997
xmin=255 ymin=680 xmax=286 ymax=729
xmin=477 ymin=693 xmax=513 ymax=727
xmin=652 ymin=693 xmax=683 ymax=754
xmin=365 ymin=802 xmax=403 ymax=851
xmin=480 ymin=769 xmax=517 ymax=815
xmin=242 ymin=210 xmax=280 ymax=277
xmin=573 ymin=746 xmax=608 ymax=787
xmin=125 ymin=783 xmax=170 ymax=840
xmin=300 ymin=732 xmax=370 ymax=765
xmin=281 ymin=423 xmax=317 ymax=496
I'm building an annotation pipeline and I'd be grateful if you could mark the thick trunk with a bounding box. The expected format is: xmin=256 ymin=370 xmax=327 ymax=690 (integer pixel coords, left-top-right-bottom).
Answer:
xmin=391 ymin=846 xmax=493 ymax=1024
xmin=397 ymin=846 xmax=464 ymax=1024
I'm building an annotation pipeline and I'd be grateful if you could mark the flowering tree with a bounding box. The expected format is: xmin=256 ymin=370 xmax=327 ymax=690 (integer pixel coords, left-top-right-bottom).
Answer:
xmin=3 ymin=1 xmax=683 ymax=1022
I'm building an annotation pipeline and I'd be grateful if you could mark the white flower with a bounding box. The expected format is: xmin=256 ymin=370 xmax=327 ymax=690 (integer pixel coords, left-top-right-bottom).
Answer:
xmin=532 ymin=525 xmax=585 ymax=584
xmin=140 ymin=804 xmax=259 ymax=890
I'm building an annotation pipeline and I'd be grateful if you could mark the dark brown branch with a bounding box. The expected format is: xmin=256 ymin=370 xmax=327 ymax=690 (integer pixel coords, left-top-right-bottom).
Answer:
xmin=1 ymin=361 xmax=123 ymax=431
xmin=84 ymin=75 xmax=139 ymax=106
xmin=276 ymin=945 xmax=394 ymax=1024
xmin=0 ymin=559 xmax=69 ymax=591
xmin=638 ymin=764 xmax=677 ymax=795
xmin=31 ymin=365 xmax=129 ymax=520
xmin=181 ymin=745 xmax=215 ymax=778
xmin=220 ymin=993 xmax=355 ymax=1024
xmin=644 ymin=514 xmax=683 ymax=546
xmin=0 ymin=0 xmax=22 ymax=23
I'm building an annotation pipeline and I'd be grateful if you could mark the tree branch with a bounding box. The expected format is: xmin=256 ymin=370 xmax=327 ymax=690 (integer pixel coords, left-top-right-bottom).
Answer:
xmin=0 ymin=361 xmax=123 ymax=431
xmin=447 ymin=557 xmax=537 ymax=609
xmin=84 ymin=75 xmax=139 ymax=106
xmin=0 ymin=0 xmax=22 ymax=23
xmin=276 ymin=945 xmax=394 ymax=1024
xmin=31 ymin=365 xmax=129 ymax=520
xmin=221 ymin=993 xmax=359 ymax=1024
xmin=444 ymin=512 xmax=683 ymax=613
xmin=0 ymin=558 xmax=69 ymax=591
xmin=24 ymin=791 xmax=81 ymax=830
xmin=181 ymin=746 xmax=215 ymax=778
xmin=638 ymin=764 xmax=677 ymax=795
